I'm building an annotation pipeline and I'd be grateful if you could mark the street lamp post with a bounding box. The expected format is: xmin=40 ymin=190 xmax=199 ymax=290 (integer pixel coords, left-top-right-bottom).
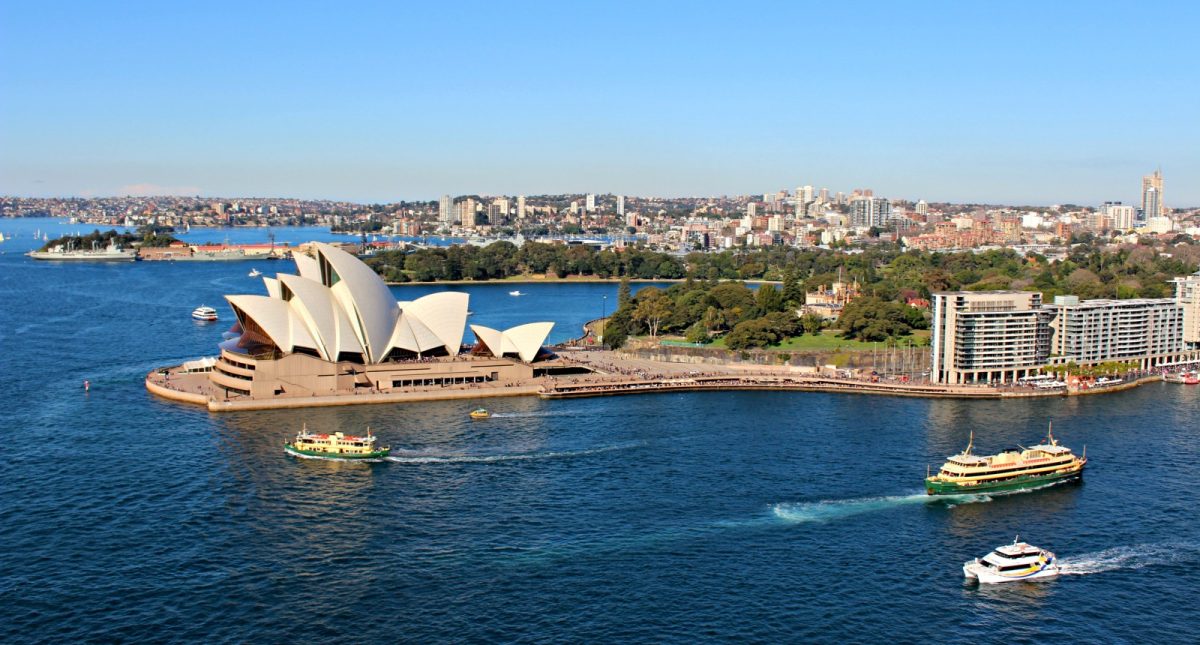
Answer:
xmin=599 ymin=295 xmax=608 ymax=344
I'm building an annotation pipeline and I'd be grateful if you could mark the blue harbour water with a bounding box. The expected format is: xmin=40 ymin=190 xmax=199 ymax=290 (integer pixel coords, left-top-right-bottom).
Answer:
xmin=1 ymin=218 xmax=1198 ymax=643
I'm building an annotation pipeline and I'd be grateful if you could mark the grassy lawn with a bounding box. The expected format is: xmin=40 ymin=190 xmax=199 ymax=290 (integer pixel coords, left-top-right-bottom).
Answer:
xmin=703 ymin=329 xmax=930 ymax=352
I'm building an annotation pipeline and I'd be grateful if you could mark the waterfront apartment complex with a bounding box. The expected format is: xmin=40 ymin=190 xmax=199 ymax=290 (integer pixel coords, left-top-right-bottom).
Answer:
xmin=930 ymin=291 xmax=1052 ymax=385
xmin=1046 ymin=296 xmax=1184 ymax=366
xmin=931 ymin=280 xmax=1200 ymax=384
xmin=1176 ymin=271 xmax=1200 ymax=348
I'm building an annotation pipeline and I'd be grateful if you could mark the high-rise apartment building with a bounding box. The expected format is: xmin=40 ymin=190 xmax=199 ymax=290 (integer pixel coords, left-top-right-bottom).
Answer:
xmin=457 ymin=198 xmax=477 ymax=228
xmin=1101 ymin=201 xmax=1136 ymax=230
xmin=819 ymin=188 xmax=829 ymax=204
xmin=747 ymin=202 xmax=757 ymax=217
xmin=851 ymin=197 xmax=891 ymax=228
xmin=585 ymin=194 xmax=596 ymax=212
xmin=494 ymin=198 xmax=510 ymax=218
xmin=1142 ymin=170 xmax=1164 ymax=220
xmin=802 ymin=185 xmax=814 ymax=206
xmin=517 ymin=195 xmax=526 ymax=219
xmin=438 ymin=195 xmax=453 ymax=227
xmin=931 ymin=291 xmax=1052 ymax=385
xmin=915 ymin=199 xmax=928 ymax=217
xmin=1143 ymin=187 xmax=1161 ymax=224
xmin=617 ymin=195 xmax=625 ymax=216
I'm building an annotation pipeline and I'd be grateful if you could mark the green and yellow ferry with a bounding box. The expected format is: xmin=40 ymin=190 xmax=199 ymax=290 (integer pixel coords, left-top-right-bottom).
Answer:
xmin=925 ymin=425 xmax=1086 ymax=495
xmin=284 ymin=424 xmax=390 ymax=460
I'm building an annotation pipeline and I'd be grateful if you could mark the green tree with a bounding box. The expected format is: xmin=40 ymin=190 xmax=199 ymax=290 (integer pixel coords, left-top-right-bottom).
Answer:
xmin=633 ymin=291 xmax=672 ymax=337
xmin=617 ymin=276 xmax=632 ymax=309
xmin=755 ymin=284 xmax=785 ymax=314
xmin=684 ymin=322 xmax=709 ymax=344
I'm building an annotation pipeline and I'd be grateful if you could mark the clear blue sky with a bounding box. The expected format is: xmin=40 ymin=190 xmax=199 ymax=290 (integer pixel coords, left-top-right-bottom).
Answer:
xmin=1 ymin=1 xmax=1197 ymax=205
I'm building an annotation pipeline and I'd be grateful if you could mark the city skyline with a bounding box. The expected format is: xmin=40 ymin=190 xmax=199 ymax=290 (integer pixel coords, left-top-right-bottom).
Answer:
xmin=2 ymin=1 xmax=1198 ymax=204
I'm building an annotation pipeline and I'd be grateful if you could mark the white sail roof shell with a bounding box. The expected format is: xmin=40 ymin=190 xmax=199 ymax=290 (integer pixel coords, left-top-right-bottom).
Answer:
xmin=314 ymin=243 xmax=399 ymax=363
xmin=292 ymin=252 xmax=321 ymax=282
xmin=470 ymin=322 xmax=554 ymax=362
xmin=401 ymin=292 xmax=469 ymax=352
xmin=277 ymin=274 xmax=364 ymax=360
xmin=262 ymin=276 xmax=282 ymax=300
xmin=226 ymin=294 xmax=319 ymax=354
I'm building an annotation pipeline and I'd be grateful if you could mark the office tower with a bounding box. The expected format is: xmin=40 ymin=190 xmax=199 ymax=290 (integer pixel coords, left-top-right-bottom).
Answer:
xmin=1142 ymin=169 xmax=1164 ymax=219
xmin=617 ymin=195 xmax=625 ymax=216
xmin=439 ymin=194 xmax=453 ymax=226
xmin=517 ymin=195 xmax=526 ymax=219
xmin=586 ymin=193 xmax=596 ymax=212
xmin=915 ymin=199 xmax=928 ymax=217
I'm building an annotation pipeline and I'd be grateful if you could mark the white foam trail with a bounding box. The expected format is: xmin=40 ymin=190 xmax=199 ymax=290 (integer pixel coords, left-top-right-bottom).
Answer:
xmin=487 ymin=411 xmax=581 ymax=419
xmin=772 ymin=492 xmax=992 ymax=524
xmin=284 ymin=451 xmax=384 ymax=463
xmin=1058 ymin=542 xmax=1200 ymax=576
xmin=385 ymin=441 xmax=644 ymax=464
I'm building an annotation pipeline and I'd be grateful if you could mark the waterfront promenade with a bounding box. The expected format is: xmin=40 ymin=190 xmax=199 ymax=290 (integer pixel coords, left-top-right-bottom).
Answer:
xmin=144 ymin=347 xmax=1188 ymax=411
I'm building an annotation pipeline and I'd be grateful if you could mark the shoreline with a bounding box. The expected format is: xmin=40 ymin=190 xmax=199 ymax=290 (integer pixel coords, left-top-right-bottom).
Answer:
xmin=385 ymin=277 xmax=782 ymax=286
xmin=145 ymin=364 xmax=1165 ymax=412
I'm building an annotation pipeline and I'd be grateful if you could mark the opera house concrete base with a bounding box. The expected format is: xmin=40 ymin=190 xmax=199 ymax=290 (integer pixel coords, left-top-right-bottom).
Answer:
xmin=146 ymin=351 xmax=545 ymax=412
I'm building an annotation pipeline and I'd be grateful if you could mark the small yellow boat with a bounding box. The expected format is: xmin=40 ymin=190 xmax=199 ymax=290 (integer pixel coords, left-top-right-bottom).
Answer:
xmin=469 ymin=408 xmax=491 ymax=420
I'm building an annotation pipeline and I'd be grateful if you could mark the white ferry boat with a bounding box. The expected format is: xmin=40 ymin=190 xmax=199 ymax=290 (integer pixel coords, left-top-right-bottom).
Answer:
xmin=964 ymin=536 xmax=1060 ymax=584
xmin=192 ymin=306 xmax=218 ymax=321
xmin=509 ymin=290 xmax=524 ymax=296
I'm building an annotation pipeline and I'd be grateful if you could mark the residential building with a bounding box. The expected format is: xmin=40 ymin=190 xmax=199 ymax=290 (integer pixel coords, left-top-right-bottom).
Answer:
xmin=586 ymin=193 xmax=596 ymax=212
xmin=1046 ymin=296 xmax=1185 ymax=367
xmin=930 ymin=291 xmax=1052 ymax=385
xmin=1142 ymin=169 xmax=1164 ymax=220
xmin=439 ymin=195 xmax=453 ymax=227
xmin=617 ymin=195 xmax=625 ymax=216
xmin=1173 ymin=271 xmax=1200 ymax=348
xmin=851 ymin=197 xmax=891 ymax=228
xmin=517 ymin=195 xmax=526 ymax=219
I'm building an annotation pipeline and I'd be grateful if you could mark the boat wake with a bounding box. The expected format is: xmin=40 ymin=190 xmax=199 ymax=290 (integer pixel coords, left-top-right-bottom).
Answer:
xmin=285 ymin=451 xmax=385 ymax=463
xmin=487 ymin=411 xmax=582 ymax=419
xmin=1058 ymin=542 xmax=1200 ymax=576
xmin=772 ymin=492 xmax=992 ymax=524
xmin=386 ymin=441 xmax=644 ymax=464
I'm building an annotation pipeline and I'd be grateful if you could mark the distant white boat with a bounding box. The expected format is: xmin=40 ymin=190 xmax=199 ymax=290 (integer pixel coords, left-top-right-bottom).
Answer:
xmin=509 ymin=290 xmax=524 ymax=296
xmin=248 ymin=268 xmax=262 ymax=277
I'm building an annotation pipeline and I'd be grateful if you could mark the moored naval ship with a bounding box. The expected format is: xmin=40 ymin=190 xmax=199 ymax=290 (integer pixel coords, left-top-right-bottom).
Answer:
xmin=28 ymin=240 xmax=137 ymax=261
xmin=925 ymin=425 xmax=1086 ymax=495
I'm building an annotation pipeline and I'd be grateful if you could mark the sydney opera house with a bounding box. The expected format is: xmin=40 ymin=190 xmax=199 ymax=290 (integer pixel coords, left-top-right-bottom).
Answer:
xmin=199 ymin=243 xmax=555 ymax=401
